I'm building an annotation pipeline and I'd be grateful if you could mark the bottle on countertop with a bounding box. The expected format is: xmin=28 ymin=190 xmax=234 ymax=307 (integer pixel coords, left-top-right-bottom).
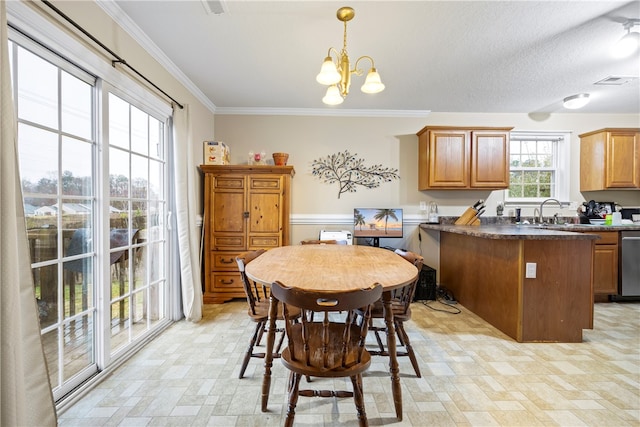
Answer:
xmin=612 ymin=212 xmax=622 ymax=225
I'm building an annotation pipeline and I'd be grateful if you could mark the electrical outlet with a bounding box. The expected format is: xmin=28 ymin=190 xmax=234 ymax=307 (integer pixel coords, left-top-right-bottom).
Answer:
xmin=525 ymin=262 xmax=537 ymax=279
xmin=419 ymin=201 xmax=427 ymax=211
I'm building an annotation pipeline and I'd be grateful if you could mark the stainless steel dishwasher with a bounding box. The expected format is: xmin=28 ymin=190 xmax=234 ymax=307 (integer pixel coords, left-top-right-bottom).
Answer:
xmin=620 ymin=230 xmax=640 ymax=297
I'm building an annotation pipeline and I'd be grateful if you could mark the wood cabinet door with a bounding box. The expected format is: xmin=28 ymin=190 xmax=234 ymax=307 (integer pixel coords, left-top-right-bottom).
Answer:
xmin=428 ymin=130 xmax=469 ymax=188
xmin=470 ymin=131 xmax=510 ymax=188
xmin=247 ymin=175 xmax=283 ymax=249
xmin=606 ymin=131 xmax=639 ymax=188
xmin=593 ymin=244 xmax=618 ymax=295
xmin=211 ymin=175 xmax=247 ymax=250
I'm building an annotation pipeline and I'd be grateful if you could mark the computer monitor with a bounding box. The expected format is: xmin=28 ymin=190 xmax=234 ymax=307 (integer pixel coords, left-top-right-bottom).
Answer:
xmin=353 ymin=208 xmax=403 ymax=247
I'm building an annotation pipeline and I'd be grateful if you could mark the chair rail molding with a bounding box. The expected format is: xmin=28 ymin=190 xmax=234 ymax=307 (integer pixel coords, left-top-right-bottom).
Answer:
xmin=290 ymin=213 xmax=425 ymax=226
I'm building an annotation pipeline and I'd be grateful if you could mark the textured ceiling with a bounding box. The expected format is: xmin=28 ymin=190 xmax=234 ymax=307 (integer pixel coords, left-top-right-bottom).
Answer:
xmin=106 ymin=1 xmax=640 ymax=115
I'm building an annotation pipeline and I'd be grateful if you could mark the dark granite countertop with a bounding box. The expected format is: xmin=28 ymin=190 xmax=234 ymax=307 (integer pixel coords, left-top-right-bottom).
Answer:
xmin=420 ymin=216 xmax=640 ymax=239
xmin=530 ymin=224 xmax=640 ymax=232
xmin=419 ymin=223 xmax=603 ymax=240
xmin=420 ymin=216 xmax=640 ymax=240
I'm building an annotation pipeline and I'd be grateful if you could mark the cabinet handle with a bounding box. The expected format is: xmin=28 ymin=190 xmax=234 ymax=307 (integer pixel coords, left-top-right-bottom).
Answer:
xmin=220 ymin=279 xmax=235 ymax=285
xmin=220 ymin=258 xmax=234 ymax=264
xmin=243 ymin=211 xmax=249 ymax=219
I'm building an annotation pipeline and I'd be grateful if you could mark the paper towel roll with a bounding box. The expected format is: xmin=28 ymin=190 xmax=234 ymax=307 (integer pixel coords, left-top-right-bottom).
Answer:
xmin=612 ymin=212 xmax=622 ymax=225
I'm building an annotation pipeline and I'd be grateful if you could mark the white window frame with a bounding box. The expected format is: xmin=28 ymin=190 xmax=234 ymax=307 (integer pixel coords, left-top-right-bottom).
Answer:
xmin=8 ymin=0 xmax=176 ymax=407
xmin=505 ymin=130 xmax=571 ymax=206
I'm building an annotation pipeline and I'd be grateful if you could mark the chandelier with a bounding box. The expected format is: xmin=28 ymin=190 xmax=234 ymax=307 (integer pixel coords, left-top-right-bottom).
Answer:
xmin=316 ymin=7 xmax=385 ymax=105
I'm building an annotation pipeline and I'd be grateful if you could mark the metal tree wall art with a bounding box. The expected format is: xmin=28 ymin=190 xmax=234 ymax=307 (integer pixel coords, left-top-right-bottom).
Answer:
xmin=311 ymin=150 xmax=400 ymax=199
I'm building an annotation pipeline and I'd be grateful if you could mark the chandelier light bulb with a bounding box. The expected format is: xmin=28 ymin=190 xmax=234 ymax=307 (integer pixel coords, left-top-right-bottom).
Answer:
xmin=612 ymin=31 xmax=640 ymax=58
xmin=316 ymin=57 xmax=341 ymax=85
xmin=322 ymin=85 xmax=344 ymax=105
xmin=563 ymin=93 xmax=590 ymax=109
xmin=361 ymin=68 xmax=385 ymax=94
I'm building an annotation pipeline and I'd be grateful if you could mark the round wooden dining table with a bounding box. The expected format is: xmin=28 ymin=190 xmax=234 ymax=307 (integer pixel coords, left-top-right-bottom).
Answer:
xmin=245 ymin=244 xmax=419 ymax=421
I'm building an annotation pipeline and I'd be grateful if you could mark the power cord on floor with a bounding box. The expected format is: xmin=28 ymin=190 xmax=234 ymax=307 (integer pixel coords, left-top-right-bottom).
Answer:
xmin=421 ymin=298 xmax=462 ymax=314
xmin=417 ymin=286 xmax=461 ymax=314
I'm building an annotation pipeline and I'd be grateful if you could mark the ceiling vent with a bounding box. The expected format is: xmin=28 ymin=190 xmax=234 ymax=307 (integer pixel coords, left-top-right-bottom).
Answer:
xmin=201 ymin=0 xmax=226 ymax=15
xmin=594 ymin=76 xmax=637 ymax=86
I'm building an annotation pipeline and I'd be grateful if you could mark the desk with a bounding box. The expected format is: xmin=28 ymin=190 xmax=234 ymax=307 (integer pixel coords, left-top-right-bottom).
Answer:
xmin=245 ymin=244 xmax=418 ymax=420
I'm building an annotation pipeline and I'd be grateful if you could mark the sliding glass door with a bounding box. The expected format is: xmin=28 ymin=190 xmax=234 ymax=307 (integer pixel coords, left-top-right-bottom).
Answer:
xmin=105 ymin=91 xmax=168 ymax=355
xmin=10 ymin=32 xmax=171 ymax=401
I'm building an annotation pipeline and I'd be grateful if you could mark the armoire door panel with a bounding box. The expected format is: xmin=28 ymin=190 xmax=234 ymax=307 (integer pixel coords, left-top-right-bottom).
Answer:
xmin=249 ymin=193 xmax=282 ymax=234
xmin=212 ymin=192 xmax=245 ymax=234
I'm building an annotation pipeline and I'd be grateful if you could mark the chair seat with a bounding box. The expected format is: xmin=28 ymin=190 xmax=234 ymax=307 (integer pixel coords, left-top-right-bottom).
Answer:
xmin=248 ymin=300 xmax=301 ymax=322
xmin=281 ymin=323 xmax=372 ymax=378
xmin=370 ymin=301 xmax=411 ymax=321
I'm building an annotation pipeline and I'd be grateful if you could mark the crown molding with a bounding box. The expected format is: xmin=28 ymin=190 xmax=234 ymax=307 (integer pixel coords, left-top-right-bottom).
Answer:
xmin=96 ymin=0 xmax=217 ymax=114
xmin=215 ymin=107 xmax=431 ymax=118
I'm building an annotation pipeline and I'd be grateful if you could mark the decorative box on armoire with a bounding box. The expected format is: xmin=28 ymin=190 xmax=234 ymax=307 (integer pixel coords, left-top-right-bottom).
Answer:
xmin=199 ymin=165 xmax=294 ymax=303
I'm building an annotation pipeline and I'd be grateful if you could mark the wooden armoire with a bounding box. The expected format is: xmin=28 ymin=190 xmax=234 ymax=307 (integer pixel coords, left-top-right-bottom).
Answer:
xmin=200 ymin=165 xmax=294 ymax=303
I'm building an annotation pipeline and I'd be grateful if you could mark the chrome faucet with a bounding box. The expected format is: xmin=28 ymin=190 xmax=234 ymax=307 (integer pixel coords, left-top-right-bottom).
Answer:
xmin=538 ymin=198 xmax=564 ymax=224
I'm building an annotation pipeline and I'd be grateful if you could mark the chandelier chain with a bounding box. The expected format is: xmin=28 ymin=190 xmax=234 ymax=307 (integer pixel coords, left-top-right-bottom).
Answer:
xmin=342 ymin=19 xmax=349 ymax=56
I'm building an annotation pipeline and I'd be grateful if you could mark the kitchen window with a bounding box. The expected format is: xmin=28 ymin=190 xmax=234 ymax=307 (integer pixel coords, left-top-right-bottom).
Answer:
xmin=506 ymin=131 xmax=570 ymax=204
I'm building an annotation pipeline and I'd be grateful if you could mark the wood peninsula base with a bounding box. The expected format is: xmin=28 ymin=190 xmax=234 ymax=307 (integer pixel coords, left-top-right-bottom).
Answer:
xmin=427 ymin=225 xmax=596 ymax=343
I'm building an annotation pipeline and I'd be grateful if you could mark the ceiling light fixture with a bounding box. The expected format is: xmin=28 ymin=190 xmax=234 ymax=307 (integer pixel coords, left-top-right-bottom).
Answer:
xmin=563 ymin=93 xmax=590 ymax=109
xmin=316 ymin=6 xmax=385 ymax=106
xmin=612 ymin=19 xmax=640 ymax=58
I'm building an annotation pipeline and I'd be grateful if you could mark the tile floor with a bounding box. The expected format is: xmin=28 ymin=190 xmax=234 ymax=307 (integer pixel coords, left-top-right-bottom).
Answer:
xmin=58 ymin=300 xmax=640 ymax=426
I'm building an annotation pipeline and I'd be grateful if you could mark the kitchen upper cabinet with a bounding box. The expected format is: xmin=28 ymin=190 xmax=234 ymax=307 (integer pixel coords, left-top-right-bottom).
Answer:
xmin=417 ymin=126 xmax=513 ymax=190
xmin=200 ymin=165 xmax=294 ymax=303
xmin=580 ymin=128 xmax=640 ymax=191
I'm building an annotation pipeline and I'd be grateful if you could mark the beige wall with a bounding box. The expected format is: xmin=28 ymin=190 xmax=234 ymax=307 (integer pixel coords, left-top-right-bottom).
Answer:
xmin=214 ymin=113 xmax=640 ymax=273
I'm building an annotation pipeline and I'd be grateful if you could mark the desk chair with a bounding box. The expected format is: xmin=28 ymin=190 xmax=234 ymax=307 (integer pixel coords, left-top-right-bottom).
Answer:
xmin=270 ymin=280 xmax=382 ymax=427
xmin=236 ymin=250 xmax=301 ymax=379
xmin=362 ymin=250 xmax=424 ymax=378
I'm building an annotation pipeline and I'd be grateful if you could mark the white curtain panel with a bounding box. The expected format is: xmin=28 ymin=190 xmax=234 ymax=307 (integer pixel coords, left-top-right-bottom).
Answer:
xmin=0 ymin=2 xmax=57 ymax=425
xmin=172 ymin=105 xmax=203 ymax=321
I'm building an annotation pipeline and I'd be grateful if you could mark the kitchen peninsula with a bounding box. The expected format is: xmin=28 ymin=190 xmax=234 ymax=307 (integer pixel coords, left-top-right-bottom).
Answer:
xmin=420 ymin=224 xmax=599 ymax=343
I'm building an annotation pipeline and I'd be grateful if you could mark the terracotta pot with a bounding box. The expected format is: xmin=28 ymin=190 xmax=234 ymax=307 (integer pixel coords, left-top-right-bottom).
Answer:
xmin=272 ymin=152 xmax=289 ymax=166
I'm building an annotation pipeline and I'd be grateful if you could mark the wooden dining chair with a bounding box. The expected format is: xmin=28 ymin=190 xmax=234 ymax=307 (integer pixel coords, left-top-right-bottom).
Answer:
xmin=361 ymin=250 xmax=424 ymax=378
xmin=236 ymin=250 xmax=300 ymax=379
xmin=270 ymin=280 xmax=383 ymax=427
